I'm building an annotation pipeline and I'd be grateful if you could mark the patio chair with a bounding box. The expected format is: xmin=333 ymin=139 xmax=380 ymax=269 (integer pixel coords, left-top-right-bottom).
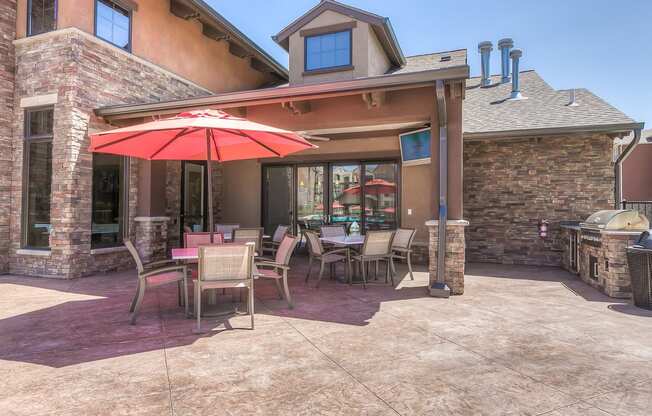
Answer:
xmin=320 ymin=224 xmax=346 ymax=238
xmin=351 ymin=230 xmax=395 ymax=288
xmin=184 ymin=232 xmax=224 ymax=249
xmin=233 ymin=227 xmax=264 ymax=254
xmin=195 ymin=243 xmax=255 ymax=331
xmin=390 ymin=228 xmax=417 ymax=280
xmin=256 ymin=234 xmax=300 ymax=308
xmin=215 ymin=223 xmax=240 ymax=240
xmin=262 ymin=224 xmax=288 ymax=257
xmin=124 ymin=240 xmax=188 ymax=325
xmin=304 ymin=230 xmax=349 ymax=287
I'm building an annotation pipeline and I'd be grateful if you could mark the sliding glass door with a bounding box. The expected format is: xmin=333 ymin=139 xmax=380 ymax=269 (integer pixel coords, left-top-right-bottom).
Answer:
xmin=262 ymin=160 xmax=399 ymax=234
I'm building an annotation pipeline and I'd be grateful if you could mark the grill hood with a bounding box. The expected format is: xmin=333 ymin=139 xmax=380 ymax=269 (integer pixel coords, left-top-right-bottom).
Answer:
xmin=580 ymin=209 xmax=649 ymax=231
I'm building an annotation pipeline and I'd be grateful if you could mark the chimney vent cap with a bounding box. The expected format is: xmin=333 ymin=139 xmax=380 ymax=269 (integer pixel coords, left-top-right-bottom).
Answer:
xmin=510 ymin=48 xmax=523 ymax=59
xmin=478 ymin=41 xmax=493 ymax=52
xmin=498 ymin=38 xmax=514 ymax=49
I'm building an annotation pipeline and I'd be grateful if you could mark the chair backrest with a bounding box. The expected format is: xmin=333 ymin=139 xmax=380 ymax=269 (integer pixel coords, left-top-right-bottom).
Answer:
xmin=304 ymin=230 xmax=323 ymax=256
xmin=320 ymin=224 xmax=346 ymax=238
xmin=198 ymin=243 xmax=254 ymax=282
xmin=124 ymin=240 xmax=145 ymax=274
xmin=233 ymin=227 xmax=263 ymax=252
xmin=275 ymin=234 xmax=300 ymax=266
xmin=272 ymin=225 xmax=289 ymax=243
xmin=362 ymin=230 xmax=394 ymax=256
xmin=184 ymin=232 xmax=224 ymax=248
xmin=215 ymin=223 xmax=240 ymax=237
xmin=392 ymin=228 xmax=416 ymax=250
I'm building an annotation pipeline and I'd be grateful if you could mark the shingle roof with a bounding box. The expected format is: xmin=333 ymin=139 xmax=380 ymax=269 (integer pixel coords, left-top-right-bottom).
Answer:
xmin=464 ymin=70 xmax=638 ymax=136
xmin=388 ymin=49 xmax=467 ymax=75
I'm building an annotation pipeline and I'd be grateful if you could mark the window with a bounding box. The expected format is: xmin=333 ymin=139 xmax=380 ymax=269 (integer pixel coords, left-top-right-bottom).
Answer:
xmin=92 ymin=154 xmax=127 ymax=249
xmin=305 ymin=30 xmax=351 ymax=72
xmin=28 ymin=0 xmax=57 ymax=36
xmin=95 ymin=0 xmax=131 ymax=51
xmin=23 ymin=108 xmax=54 ymax=249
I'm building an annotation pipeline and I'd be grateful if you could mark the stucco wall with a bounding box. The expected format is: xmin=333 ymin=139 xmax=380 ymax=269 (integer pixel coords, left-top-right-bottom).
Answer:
xmin=463 ymin=134 xmax=615 ymax=266
xmin=15 ymin=0 xmax=277 ymax=93
xmin=623 ymin=143 xmax=652 ymax=201
xmin=0 ymin=0 xmax=16 ymax=273
xmin=9 ymin=29 xmax=208 ymax=278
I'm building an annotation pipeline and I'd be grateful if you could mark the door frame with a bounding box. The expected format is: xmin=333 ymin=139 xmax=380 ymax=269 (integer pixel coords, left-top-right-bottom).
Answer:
xmin=261 ymin=158 xmax=401 ymax=234
xmin=180 ymin=161 xmax=208 ymax=241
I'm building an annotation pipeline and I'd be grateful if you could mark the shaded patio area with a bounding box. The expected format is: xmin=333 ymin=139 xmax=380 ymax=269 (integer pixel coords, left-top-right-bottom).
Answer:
xmin=1 ymin=259 xmax=651 ymax=415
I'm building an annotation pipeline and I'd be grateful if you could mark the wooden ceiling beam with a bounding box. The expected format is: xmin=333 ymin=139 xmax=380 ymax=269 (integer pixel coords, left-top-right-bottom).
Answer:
xmin=202 ymin=23 xmax=228 ymax=42
xmin=170 ymin=0 xmax=199 ymax=20
xmin=228 ymin=42 xmax=251 ymax=59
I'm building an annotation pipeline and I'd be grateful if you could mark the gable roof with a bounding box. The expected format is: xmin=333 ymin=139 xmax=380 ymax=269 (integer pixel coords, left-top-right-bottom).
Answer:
xmin=464 ymin=71 xmax=641 ymax=138
xmin=387 ymin=49 xmax=467 ymax=75
xmin=273 ymin=0 xmax=405 ymax=68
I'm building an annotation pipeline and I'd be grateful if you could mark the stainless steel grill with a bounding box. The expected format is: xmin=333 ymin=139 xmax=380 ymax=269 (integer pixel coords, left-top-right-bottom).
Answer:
xmin=580 ymin=210 xmax=649 ymax=232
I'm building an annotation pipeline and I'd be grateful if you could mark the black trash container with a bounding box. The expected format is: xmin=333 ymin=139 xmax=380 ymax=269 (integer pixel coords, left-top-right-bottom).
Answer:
xmin=626 ymin=231 xmax=652 ymax=309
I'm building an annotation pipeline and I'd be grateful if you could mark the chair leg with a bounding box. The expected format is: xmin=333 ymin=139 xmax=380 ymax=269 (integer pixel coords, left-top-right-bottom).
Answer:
xmin=390 ymin=256 xmax=396 ymax=277
xmin=129 ymin=279 xmax=140 ymax=313
xmin=387 ymin=260 xmax=394 ymax=286
xmin=274 ymin=278 xmax=284 ymax=300
xmin=407 ymin=253 xmax=414 ymax=280
xmin=305 ymin=255 xmax=313 ymax=283
xmin=249 ymin=284 xmax=255 ymax=330
xmin=316 ymin=260 xmax=326 ymax=288
xmin=375 ymin=261 xmax=379 ymax=280
xmin=361 ymin=260 xmax=367 ymax=290
xmin=183 ymin=275 xmax=189 ymax=318
xmin=195 ymin=282 xmax=202 ymax=332
xmin=130 ymin=280 xmax=146 ymax=325
xmin=282 ymin=271 xmax=293 ymax=309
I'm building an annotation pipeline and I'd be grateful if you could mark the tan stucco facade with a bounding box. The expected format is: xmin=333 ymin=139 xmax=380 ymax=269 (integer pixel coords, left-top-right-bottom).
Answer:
xmin=288 ymin=9 xmax=392 ymax=85
xmin=16 ymin=0 xmax=278 ymax=93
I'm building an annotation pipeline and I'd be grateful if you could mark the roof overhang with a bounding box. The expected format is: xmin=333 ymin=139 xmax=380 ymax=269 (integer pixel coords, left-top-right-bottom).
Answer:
xmin=172 ymin=0 xmax=288 ymax=79
xmin=463 ymin=122 xmax=646 ymax=140
xmin=272 ymin=0 xmax=405 ymax=68
xmin=95 ymin=64 xmax=469 ymax=121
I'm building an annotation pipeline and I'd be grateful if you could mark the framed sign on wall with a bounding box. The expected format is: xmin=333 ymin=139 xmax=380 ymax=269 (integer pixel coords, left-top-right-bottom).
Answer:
xmin=399 ymin=127 xmax=431 ymax=166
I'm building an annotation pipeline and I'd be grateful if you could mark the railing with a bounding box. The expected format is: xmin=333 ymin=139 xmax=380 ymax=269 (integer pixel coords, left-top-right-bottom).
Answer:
xmin=622 ymin=200 xmax=652 ymax=221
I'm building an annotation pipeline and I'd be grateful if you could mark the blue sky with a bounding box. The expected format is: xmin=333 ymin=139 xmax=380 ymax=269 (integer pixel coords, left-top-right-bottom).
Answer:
xmin=208 ymin=0 xmax=651 ymax=127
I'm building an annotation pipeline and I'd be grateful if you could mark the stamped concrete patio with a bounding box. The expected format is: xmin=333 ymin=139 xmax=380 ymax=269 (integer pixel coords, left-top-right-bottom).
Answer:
xmin=1 ymin=259 xmax=651 ymax=416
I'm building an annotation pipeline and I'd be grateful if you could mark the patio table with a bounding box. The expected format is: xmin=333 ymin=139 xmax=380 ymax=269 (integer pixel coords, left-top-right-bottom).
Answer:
xmin=222 ymin=232 xmax=270 ymax=241
xmin=319 ymin=235 xmax=364 ymax=283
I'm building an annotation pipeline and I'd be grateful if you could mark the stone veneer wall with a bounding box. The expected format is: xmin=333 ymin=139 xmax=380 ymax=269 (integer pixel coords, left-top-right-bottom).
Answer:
xmin=9 ymin=29 xmax=209 ymax=278
xmin=0 ymin=1 xmax=16 ymax=273
xmin=427 ymin=220 xmax=468 ymax=295
xmin=464 ymin=134 xmax=615 ymax=267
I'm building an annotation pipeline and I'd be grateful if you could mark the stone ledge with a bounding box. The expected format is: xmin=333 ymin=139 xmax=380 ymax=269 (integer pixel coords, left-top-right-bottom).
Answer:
xmin=90 ymin=246 xmax=128 ymax=255
xmin=16 ymin=249 xmax=51 ymax=257
xmin=425 ymin=219 xmax=469 ymax=227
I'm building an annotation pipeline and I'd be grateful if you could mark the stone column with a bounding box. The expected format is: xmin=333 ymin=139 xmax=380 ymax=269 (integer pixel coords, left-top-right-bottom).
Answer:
xmin=0 ymin=1 xmax=16 ymax=273
xmin=426 ymin=219 xmax=469 ymax=295
xmin=134 ymin=217 xmax=170 ymax=264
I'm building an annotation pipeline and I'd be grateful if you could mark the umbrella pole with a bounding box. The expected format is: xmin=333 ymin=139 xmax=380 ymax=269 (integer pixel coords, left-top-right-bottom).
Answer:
xmin=206 ymin=129 xmax=214 ymax=243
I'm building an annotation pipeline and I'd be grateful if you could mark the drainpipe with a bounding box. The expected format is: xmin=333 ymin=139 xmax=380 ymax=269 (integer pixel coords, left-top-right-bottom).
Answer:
xmin=614 ymin=128 xmax=642 ymax=208
xmin=432 ymin=79 xmax=450 ymax=298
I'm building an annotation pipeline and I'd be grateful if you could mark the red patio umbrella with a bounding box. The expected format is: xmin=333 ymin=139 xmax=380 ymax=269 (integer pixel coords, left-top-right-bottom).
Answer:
xmin=89 ymin=109 xmax=316 ymax=240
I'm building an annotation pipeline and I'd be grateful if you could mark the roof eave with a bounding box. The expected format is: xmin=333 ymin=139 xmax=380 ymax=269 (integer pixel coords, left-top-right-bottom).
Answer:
xmin=96 ymin=64 xmax=469 ymax=119
xmin=463 ymin=122 xmax=645 ymax=140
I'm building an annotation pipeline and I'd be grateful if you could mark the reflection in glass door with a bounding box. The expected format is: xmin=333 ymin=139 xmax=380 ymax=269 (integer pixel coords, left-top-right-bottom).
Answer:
xmin=330 ymin=164 xmax=361 ymax=233
xmin=182 ymin=162 xmax=206 ymax=233
xmin=262 ymin=166 xmax=294 ymax=235
xmin=296 ymin=165 xmax=325 ymax=235
xmin=363 ymin=163 xmax=398 ymax=231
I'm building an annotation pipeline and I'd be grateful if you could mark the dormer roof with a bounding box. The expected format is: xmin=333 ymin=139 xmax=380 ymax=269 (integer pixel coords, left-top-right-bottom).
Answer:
xmin=273 ymin=0 xmax=406 ymax=68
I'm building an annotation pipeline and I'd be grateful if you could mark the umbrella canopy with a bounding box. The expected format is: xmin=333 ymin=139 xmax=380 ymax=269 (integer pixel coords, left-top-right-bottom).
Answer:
xmin=89 ymin=109 xmax=316 ymax=242
xmin=89 ymin=109 xmax=316 ymax=161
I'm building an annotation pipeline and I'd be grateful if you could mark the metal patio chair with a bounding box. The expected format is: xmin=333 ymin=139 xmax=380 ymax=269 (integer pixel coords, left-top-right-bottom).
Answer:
xmin=262 ymin=224 xmax=289 ymax=257
xmin=351 ymin=230 xmax=395 ymax=288
xmin=195 ymin=243 xmax=255 ymax=331
xmin=125 ymin=240 xmax=188 ymax=325
xmin=233 ymin=227 xmax=264 ymax=254
xmin=215 ymin=223 xmax=240 ymax=240
xmin=256 ymin=234 xmax=300 ymax=308
xmin=304 ymin=230 xmax=349 ymax=287
xmin=390 ymin=228 xmax=417 ymax=280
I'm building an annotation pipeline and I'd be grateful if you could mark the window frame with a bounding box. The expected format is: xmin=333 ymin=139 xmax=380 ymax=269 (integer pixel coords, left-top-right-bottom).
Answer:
xmin=303 ymin=29 xmax=353 ymax=74
xmin=94 ymin=0 xmax=133 ymax=52
xmin=21 ymin=107 xmax=55 ymax=250
xmin=27 ymin=0 xmax=58 ymax=37
xmin=91 ymin=154 xmax=130 ymax=250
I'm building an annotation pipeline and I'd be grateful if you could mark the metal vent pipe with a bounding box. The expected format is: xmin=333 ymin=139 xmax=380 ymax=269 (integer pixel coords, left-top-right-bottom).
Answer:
xmin=478 ymin=41 xmax=493 ymax=87
xmin=509 ymin=48 xmax=524 ymax=99
xmin=498 ymin=38 xmax=513 ymax=84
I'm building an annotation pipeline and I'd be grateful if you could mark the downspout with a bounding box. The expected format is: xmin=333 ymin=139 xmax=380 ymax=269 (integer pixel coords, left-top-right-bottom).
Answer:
xmin=432 ymin=79 xmax=450 ymax=297
xmin=614 ymin=128 xmax=642 ymax=208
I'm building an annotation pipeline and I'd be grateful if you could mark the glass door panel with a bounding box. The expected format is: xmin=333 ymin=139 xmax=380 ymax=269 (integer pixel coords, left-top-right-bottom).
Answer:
xmin=296 ymin=165 xmax=325 ymax=235
xmin=364 ymin=163 xmax=398 ymax=231
xmin=331 ymin=164 xmax=361 ymax=233
xmin=263 ymin=166 xmax=294 ymax=235
xmin=182 ymin=162 xmax=206 ymax=233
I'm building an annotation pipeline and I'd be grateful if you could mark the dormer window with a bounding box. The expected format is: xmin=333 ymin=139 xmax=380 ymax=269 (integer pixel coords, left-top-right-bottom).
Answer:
xmin=304 ymin=30 xmax=352 ymax=72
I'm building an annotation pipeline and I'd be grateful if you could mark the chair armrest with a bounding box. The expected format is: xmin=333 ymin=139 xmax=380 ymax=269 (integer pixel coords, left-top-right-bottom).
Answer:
xmin=255 ymin=261 xmax=290 ymax=271
xmin=143 ymin=259 xmax=176 ymax=270
xmin=324 ymin=248 xmax=349 ymax=256
xmin=140 ymin=265 xmax=187 ymax=279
